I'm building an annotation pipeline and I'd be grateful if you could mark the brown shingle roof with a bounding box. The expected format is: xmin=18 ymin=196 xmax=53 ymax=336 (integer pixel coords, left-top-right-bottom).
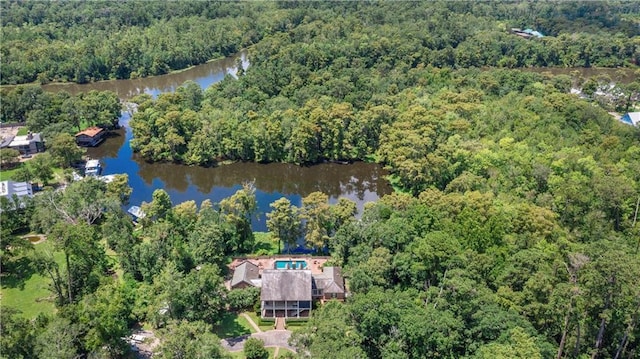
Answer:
xmin=75 ymin=126 xmax=104 ymax=138
xmin=231 ymin=261 xmax=260 ymax=288
xmin=313 ymin=267 xmax=345 ymax=294
xmin=260 ymin=270 xmax=312 ymax=301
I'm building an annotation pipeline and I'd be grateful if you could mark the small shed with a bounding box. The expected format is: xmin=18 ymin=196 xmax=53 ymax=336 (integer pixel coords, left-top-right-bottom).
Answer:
xmin=621 ymin=112 xmax=640 ymax=126
xmin=127 ymin=205 xmax=146 ymax=222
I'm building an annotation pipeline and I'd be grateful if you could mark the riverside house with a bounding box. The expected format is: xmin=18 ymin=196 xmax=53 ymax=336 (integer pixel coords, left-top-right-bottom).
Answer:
xmin=8 ymin=132 xmax=44 ymax=155
xmin=75 ymin=126 xmax=106 ymax=147
xmin=260 ymin=269 xmax=313 ymax=319
xmin=229 ymin=257 xmax=346 ymax=319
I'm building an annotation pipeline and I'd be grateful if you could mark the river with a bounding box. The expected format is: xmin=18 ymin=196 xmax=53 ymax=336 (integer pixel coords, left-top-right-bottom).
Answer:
xmin=37 ymin=53 xmax=634 ymax=231
xmin=40 ymin=50 xmax=250 ymax=99
xmin=68 ymin=51 xmax=393 ymax=231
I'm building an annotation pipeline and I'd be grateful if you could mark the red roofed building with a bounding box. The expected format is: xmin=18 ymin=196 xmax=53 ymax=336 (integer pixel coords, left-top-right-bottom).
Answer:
xmin=75 ymin=127 xmax=106 ymax=147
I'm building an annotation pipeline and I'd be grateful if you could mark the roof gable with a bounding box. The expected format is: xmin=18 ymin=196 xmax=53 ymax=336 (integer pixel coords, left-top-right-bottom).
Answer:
xmin=76 ymin=127 xmax=105 ymax=138
xmin=231 ymin=261 xmax=260 ymax=287
xmin=313 ymin=267 xmax=345 ymax=294
xmin=9 ymin=133 xmax=42 ymax=147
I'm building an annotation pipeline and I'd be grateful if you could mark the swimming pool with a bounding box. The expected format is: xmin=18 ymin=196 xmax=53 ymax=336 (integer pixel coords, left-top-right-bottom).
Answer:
xmin=274 ymin=260 xmax=307 ymax=270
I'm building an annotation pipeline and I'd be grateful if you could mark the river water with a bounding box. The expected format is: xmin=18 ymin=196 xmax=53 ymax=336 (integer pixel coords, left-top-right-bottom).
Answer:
xmin=36 ymin=52 xmax=633 ymax=231
xmin=41 ymin=50 xmax=251 ymax=99
xmin=70 ymin=50 xmax=393 ymax=231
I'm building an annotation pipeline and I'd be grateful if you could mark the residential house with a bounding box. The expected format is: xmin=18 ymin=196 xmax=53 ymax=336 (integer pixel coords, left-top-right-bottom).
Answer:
xmin=75 ymin=127 xmax=106 ymax=147
xmin=312 ymin=267 xmax=346 ymax=301
xmin=231 ymin=261 xmax=261 ymax=289
xmin=0 ymin=180 xmax=33 ymax=209
xmin=260 ymin=270 xmax=312 ymax=319
xmin=8 ymin=133 xmax=44 ymax=155
xmin=0 ymin=135 xmax=14 ymax=149
xmin=620 ymin=112 xmax=640 ymax=127
xmin=127 ymin=205 xmax=146 ymax=223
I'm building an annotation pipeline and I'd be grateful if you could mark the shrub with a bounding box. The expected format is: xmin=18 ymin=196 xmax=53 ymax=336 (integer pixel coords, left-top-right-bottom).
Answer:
xmin=227 ymin=287 xmax=260 ymax=311
xmin=244 ymin=337 xmax=268 ymax=359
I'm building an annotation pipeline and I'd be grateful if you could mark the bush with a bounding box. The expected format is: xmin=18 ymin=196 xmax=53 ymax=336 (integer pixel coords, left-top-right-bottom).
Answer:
xmin=254 ymin=297 xmax=261 ymax=316
xmin=278 ymin=351 xmax=297 ymax=359
xmin=227 ymin=287 xmax=260 ymax=311
xmin=244 ymin=337 xmax=268 ymax=359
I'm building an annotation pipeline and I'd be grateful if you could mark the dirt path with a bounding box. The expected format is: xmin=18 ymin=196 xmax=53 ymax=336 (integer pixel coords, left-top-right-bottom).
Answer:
xmin=274 ymin=346 xmax=280 ymax=357
xmin=241 ymin=312 xmax=262 ymax=333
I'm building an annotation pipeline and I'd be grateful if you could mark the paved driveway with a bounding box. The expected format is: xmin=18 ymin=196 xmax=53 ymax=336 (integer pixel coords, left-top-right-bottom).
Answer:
xmin=221 ymin=330 xmax=295 ymax=352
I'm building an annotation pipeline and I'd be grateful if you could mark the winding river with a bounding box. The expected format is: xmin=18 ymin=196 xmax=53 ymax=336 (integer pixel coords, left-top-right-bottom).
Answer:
xmin=32 ymin=52 xmax=635 ymax=230
xmin=58 ymin=51 xmax=394 ymax=231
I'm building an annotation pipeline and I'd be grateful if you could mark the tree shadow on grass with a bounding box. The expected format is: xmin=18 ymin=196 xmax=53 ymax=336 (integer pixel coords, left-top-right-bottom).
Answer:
xmin=215 ymin=312 xmax=253 ymax=339
xmin=252 ymin=241 xmax=278 ymax=256
xmin=1 ymin=256 xmax=38 ymax=290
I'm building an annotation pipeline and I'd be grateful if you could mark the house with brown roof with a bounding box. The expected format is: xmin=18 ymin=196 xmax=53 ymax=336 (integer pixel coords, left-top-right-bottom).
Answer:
xmin=231 ymin=261 xmax=261 ymax=289
xmin=75 ymin=127 xmax=106 ymax=147
xmin=260 ymin=270 xmax=313 ymax=319
xmin=312 ymin=267 xmax=346 ymax=301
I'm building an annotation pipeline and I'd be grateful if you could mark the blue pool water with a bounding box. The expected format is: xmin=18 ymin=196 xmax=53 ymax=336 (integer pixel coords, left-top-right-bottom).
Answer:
xmin=275 ymin=260 xmax=307 ymax=270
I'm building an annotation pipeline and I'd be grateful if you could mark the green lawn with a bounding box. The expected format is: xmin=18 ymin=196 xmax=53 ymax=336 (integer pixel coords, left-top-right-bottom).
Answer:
xmin=214 ymin=312 xmax=254 ymax=338
xmin=244 ymin=311 xmax=275 ymax=332
xmin=16 ymin=127 xmax=28 ymax=136
xmin=0 ymin=164 xmax=23 ymax=181
xmin=1 ymin=239 xmax=64 ymax=319
xmin=0 ymin=160 xmax=66 ymax=185
xmin=284 ymin=320 xmax=308 ymax=332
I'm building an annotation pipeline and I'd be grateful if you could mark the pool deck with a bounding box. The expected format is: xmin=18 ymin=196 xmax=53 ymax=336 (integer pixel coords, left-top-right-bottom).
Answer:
xmin=229 ymin=256 xmax=329 ymax=276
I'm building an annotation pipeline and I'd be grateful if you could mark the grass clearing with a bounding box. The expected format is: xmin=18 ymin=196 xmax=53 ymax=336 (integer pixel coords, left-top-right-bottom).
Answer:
xmin=253 ymin=232 xmax=279 ymax=256
xmin=16 ymin=127 xmax=28 ymax=135
xmin=244 ymin=311 xmax=275 ymax=332
xmin=0 ymin=165 xmax=22 ymax=181
xmin=213 ymin=312 xmax=254 ymax=338
xmin=285 ymin=320 xmax=308 ymax=332
xmin=1 ymin=239 xmax=64 ymax=319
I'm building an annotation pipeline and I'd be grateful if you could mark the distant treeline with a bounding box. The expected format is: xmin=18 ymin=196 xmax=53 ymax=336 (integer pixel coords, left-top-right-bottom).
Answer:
xmin=2 ymin=1 xmax=639 ymax=85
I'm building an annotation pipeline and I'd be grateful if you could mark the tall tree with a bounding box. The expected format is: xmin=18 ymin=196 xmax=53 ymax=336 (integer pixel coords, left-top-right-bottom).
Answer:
xmin=29 ymin=153 xmax=55 ymax=186
xmin=220 ymin=181 xmax=257 ymax=253
xmin=301 ymin=191 xmax=332 ymax=251
xmin=49 ymin=222 xmax=107 ymax=304
xmin=48 ymin=133 xmax=84 ymax=168
xmin=156 ymin=320 xmax=226 ymax=359
xmin=266 ymin=197 xmax=302 ymax=254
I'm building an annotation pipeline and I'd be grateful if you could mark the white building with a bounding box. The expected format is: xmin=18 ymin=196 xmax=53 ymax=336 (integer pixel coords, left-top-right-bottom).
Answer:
xmin=85 ymin=159 xmax=102 ymax=177
xmin=0 ymin=180 xmax=33 ymax=209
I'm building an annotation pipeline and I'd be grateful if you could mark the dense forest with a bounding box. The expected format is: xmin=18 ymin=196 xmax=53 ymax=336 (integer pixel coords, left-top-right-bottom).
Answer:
xmin=2 ymin=1 xmax=640 ymax=359
xmin=2 ymin=1 xmax=639 ymax=84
